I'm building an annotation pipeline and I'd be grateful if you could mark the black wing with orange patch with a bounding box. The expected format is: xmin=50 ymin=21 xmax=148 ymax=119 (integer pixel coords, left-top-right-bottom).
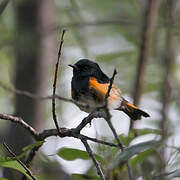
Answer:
xmin=88 ymin=77 xmax=122 ymax=107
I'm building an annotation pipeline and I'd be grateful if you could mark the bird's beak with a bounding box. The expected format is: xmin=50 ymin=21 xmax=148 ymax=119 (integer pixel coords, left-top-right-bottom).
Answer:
xmin=68 ymin=64 xmax=79 ymax=70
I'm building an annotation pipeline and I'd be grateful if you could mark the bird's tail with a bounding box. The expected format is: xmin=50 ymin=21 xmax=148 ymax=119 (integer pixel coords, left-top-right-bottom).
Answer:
xmin=118 ymin=99 xmax=150 ymax=120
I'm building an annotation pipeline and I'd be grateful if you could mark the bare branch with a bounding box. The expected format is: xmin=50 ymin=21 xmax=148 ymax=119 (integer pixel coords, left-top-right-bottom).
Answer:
xmin=74 ymin=111 xmax=106 ymax=133
xmin=0 ymin=113 xmax=38 ymax=139
xmin=81 ymin=139 xmax=105 ymax=180
xmin=103 ymin=69 xmax=123 ymax=150
xmin=105 ymin=117 xmax=133 ymax=180
xmin=0 ymin=112 xmax=118 ymax=148
xmin=25 ymin=146 xmax=41 ymax=168
xmin=52 ymin=29 xmax=66 ymax=133
xmin=0 ymin=113 xmax=96 ymax=145
xmin=103 ymin=69 xmax=133 ymax=180
xmin=79 ymin=134 xmax=118 ymax=147
xmin=105 ymin=68 xmax=117 ymax=101
xmin=3 ymin=142 xmax=37 ymax=180
xmin=0 ymin=81 xmax=96 ymax=115
xmin=38 ymin=127 xmax=118 ymax=148
xmin=0 ymin=111 xmax=118 ymax=174
xmin=105 ymin=118 xmax=123 ymax=150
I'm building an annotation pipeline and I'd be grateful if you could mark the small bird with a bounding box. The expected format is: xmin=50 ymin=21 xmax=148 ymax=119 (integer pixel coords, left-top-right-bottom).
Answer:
xmin=69 ymin=59 xmax=150 ymax=120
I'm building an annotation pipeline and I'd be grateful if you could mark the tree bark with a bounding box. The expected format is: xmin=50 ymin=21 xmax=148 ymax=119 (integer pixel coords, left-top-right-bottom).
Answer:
xmin=3 ymin=0 xmax=54 ymax=178
xmin=159 ymin=0 xmax=176 ymax=173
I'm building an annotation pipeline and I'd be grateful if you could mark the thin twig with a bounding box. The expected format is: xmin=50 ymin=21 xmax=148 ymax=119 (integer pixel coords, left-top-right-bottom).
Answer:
xmin=81 ymin=139 xmax=105 ymax=180
xmin=104 ymin=68 xmax=123 ymax=150
xmin=74 ymin=111 xmax=106 ymax=133
xmin=105 ymin=116 xmax=133 ymax=180
xmin=153 ymin=169 xmax=180 ymax=179
xmin=80 ymin=134 xmax=118 ymax=147
xmin=103 ymin=69 xmax=133 ymax=180
xmin=25 ymin=146 xmax=41 ymax=168
xmin=0 ymin=81 xmax=91 ymax=110
xmin=105 ymin=118 xmax=133 ymax=180
xmin=3 ymin=142 xmax=36 ymax=180
xmin=0 ymin=113 xmax=38 ymax=138
xmin=38 ymin=127 xmax=118 ymax=148
xmin=105 ymin=68 xmax=117 ymax=101
xmin=52 ymin=29 xmax=66 ymax=133
xmin=105 ymin=118 xmax=123 ymax=150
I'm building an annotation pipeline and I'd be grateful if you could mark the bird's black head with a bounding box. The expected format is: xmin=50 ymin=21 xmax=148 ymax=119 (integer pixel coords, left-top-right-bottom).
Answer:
xmin=69 ymin=59 xmax=109 ymax=82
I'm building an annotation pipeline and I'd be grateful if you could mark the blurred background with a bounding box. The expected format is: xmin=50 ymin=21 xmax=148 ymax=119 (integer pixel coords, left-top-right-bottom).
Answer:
xmin=0 ymin=0 xmax=180 ymax=179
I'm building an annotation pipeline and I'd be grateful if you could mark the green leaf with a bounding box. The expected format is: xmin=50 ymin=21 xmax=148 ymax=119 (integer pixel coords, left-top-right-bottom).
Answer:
xmin=0 ymin=141 xmax=45 ymax=167
xmin=57 ymin=147 xmax=103 ymax=163
xmin=0 ymin=160 xmax=34 ymax=180
xmin=118 ymin=132 xmax=135 ymax=146
xmin=22 ymin=140 xmax=45 ymax=152
xmin=130 ymin=149 xmax=154 ymax=166
xmin=0 ymin=156 xmax=13 ymax=162
xmin=0 ymin=178 xmax=8 ymax=180
xmin=118 ymin=129 xmax=161 ymax=147
xmin=72 ymin=173 xmax=100 ymax=180
xmin=15 ymin=141 xmax=45 ymax=160
xmin=134 ymin=128 xmax=161 ymax=136
xmin=111 ymin=140 xmax=160 ymax=169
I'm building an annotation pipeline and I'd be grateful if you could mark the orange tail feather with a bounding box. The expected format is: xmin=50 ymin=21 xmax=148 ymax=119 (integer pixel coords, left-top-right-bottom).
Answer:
xmin=120 ymin=100 xmax=150 ymax=120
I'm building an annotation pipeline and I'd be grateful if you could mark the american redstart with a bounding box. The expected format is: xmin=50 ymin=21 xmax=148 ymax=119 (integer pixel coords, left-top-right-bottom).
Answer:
xmin=69 ymin=59 xmax=150 ymax=120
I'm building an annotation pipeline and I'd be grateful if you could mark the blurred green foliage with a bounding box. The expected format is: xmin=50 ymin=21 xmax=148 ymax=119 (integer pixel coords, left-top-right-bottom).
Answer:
xmin=57 ymin=147 xmax=104 ymax=163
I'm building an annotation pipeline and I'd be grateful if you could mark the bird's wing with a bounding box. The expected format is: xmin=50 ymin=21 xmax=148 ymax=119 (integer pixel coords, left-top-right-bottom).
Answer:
xmin=89 ymin=77 xmax=122 ymax=109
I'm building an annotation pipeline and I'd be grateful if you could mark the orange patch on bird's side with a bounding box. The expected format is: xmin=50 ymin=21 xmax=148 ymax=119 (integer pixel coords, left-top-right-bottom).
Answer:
xmin=89 ymin=77 xmax=109 ymax=97
xmin=89 ymin=77 xmax=121 ymax=100
xmin=89 ymin=77 xmax=122 ymax=109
